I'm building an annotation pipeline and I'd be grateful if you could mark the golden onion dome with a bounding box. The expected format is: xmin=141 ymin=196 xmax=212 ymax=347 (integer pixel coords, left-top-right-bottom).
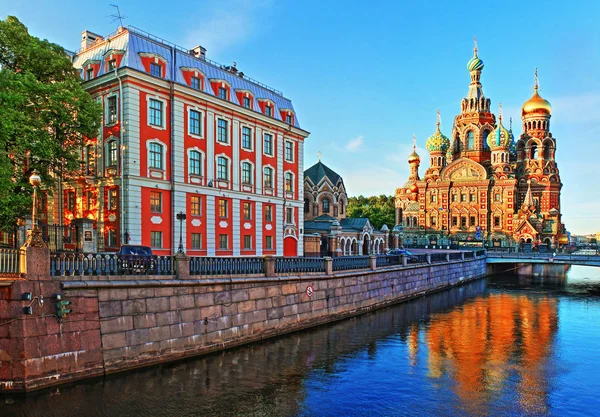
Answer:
xmin=408 ymin=149 xmax=420 ymax=164
xmin=410 ymin=182 xmax=419 ymax=193
xmin=522 ymin=85 xmax=551 ymax=116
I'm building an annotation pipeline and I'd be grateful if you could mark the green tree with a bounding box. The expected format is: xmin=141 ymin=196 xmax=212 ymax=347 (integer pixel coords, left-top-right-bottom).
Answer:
xmin=0 ymin=16 xmax=101 ymax=230
xmin=347 ymin=194 xmax=396 ymax=230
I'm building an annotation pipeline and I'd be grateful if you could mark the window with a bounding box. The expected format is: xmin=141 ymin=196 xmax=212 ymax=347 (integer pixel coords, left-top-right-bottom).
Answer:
xmin=191 ymin=76 xmax=201 ymax=90
xmin=242 ymin=127 xmax=252 ymax=150
xmin=108 ymin=59 xmax=116 ymax=71
xmin=483 ymin=131 xmax=490 ymax=150
xmin=106 ymin=140 xmax=118 ymax=167
xmin=149 ymin=143 xmax=163 ymax=170
xmin=107 ymin=229 xmax=117 ymax=248
xmin=189 ymin=151 xmax=202 ymax=176
xmin=151 ymin=231 xmax=162 ymax=248
xmin=86 ymin=67 xmax=94 ymax=80
xmin=430 ymin=216 xmax=436 ymax=227
xmin=531 ymin=144 xmax=538 ymax=159
xmin=149 ymin=99 xmax=163 ymax=127
xmin=217 ymin=156 xmax=229 ymax=180
xmin=452 ymin=216 xmax=458 ymax=227
xmin=242 ymin=162 xmax=252 ymax=185
xmin=243 ymin=97 xmax=251 ymax=109
xmin=263 ymin=167 xmax=273 ymax=189
xmin=67 ymin=191 xmax=76 ymax=211
xmin=243 ymin=202 xmax=252 ymax=220
xmin=286 ymin=207 xmax=293 ymax=224
xmin=470 ymin=194 xmax=476 ymax=202
xmin=265 ymin=105 xmax=272 ymax=117
xmin=191 ymin=196 xmax=202 ymax=216
xmin=264 ymin=133 xmax=273 ymax=156
xmin=218 ymin=199 xmax=228 ymax=218
xmin=189 ymin=110 xmax=202 ymax=136
xmin=217 ymin=119 xmax=228 ymax=143
xmin=265 ymin=205 xmax=272 ymax=222
xmin=108 ymin=189 xmax=118 ymax=210
xmin=243 ymin=235 xmax=252 ymax=250
xmin=219 ymin=234 xmax=228 ymax=250
xmin=84 ymin=144 xmax=95 ymax=175
xmin=494 ymin=193 xmax=500 ymax=202
xmin=107 ymin=96 xmax=117 ymax=124
xmin=265 ymin=236 xmax=273 ymax=250
xmin=461 ymin=194 xmax=467 ymax=202
xmin=430 ymin=194 xmax=437 ymax=203
xmin=285 ymin=141 xmax=293 ymax=161
xmin=494 ymin=216 xmax=501 ymax=227
xmin=191 ymin=233 xmax=202 ymax=249
xmin=286 ymin=114 xmax=292 ymax=124
xmin=218 ymin=87 xmax=227 ymax=100
xmin=86 ymin=190 xmax=94 ymax=211
xmin=285 ymin=172 xmax=293 ymax=193
xmin=150 ymin=63 xmax=162 ymax=77
xmin=304 ymin=198 xmax=310 ymax=213
xmin=461 ymin=216 xmax=467 ymax=228
xmin=322 ymin=198 xmax=330 ymax=213
xmin=150 ymin=191 xmax=162 ymax=213
xmin=470 ymin=216 xmax=476 ymax=226
xmin=467 ymin=131 xmax=475 ymax=150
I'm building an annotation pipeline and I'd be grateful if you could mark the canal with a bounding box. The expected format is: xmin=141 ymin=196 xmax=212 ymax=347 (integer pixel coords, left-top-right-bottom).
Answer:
xmin=2 ymin=266 xmax=600 ymax=417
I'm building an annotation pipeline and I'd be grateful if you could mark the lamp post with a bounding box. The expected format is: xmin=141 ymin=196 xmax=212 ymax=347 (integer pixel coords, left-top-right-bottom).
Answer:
xmin=24 ymin=171 xmax=46 ymax=248
xmin=176 ymin=212 xmax=186 ymax=254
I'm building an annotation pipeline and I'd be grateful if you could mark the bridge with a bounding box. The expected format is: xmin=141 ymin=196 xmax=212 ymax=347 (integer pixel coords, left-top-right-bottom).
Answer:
xmin=486 ymin=251 xmax=600 ymax=267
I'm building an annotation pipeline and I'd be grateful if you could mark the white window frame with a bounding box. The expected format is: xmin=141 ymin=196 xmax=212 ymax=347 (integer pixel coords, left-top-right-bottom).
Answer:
xmin=104 ymin=93 xmax=119 ymax=126
xmin=187 ymin=147 xmax=204 ymax=177
xmin=146 ymin=139 xmax=167 ymax=179
xmin=216 ymin=118 xmax=230 ymax=145
xmin=187 ymin=106 xmax=204 ymax=138
xmin=240 ymin=160 xmax=254 ymax=186
xmin=284 ymin=140 xmax=294 ymax=162
xmin=263 ymin=165 xmax=275 ymax=190
xmin=284 ymin=170 xmax=295 ymax=195
xmin=263 ymin=132 xmax=274 ymax=157
xmin=240 ymin=125 xmax=254 ymax=151
xmin=104 ymin=137 xmax=119 ymax=168
xmin=215 ymin=154 xmax=231 ymax=182
xmin=146 ymin=95 xmax=167 ymax=130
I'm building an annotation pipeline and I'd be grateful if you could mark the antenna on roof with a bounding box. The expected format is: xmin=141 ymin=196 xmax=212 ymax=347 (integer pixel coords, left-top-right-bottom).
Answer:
xmin=109 ymin=4 xmax=127 ymax=28
xmin=317 ymin=151 xmax=322 ymax=162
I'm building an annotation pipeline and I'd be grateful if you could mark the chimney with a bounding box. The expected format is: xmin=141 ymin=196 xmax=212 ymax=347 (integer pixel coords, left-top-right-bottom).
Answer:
xmin=189 ymin=45 xmax=207 ymax=60
xmin=81 ymin=30 xmax=103 ymax=51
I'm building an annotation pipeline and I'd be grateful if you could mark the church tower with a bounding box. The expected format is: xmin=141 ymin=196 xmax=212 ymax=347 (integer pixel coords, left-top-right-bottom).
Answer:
xmin=450 ymin=39 xmax=496 ymax=164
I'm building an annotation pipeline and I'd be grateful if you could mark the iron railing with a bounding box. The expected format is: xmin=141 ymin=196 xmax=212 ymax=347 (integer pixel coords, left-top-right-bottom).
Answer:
xmin=189 ymin=256 xmax=263 ymax=276
xmin=50 ymin=253 xmax=174 ymax=277
xmin=333 ymin=256 xmax=370 ymax=271
xmin=0 ymin=249 xmax=20 ymax=275
xmin=275 ymin=257 xmax=325 ymax=274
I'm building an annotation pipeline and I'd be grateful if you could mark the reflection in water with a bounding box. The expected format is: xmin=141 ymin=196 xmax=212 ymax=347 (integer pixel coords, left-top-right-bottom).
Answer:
xmin=3 ymin=266 xmax=600 ymax=417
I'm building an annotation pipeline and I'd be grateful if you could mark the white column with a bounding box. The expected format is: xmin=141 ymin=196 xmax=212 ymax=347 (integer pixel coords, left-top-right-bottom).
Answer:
xmin=255 ymin=127 xmax=263 ymax=194
xmin=276 ymin=203 xmax=283 ymax=256
xmin=122 ymin=86 xmax=140 ymax=177
xmin=173 ymin=190 xmax=186 ymax=252
xmin=125 ymin=184 xmax=142 ymax=244
xmin=276 ymin=133 xmax=284 ymax=198
xmin=206 ymin=111 xmax=215 ymax=182
xmin=256 ymin=203 xmax=263 ymax=256
xmin=172 ymin=100 xmax=185 ymax=182
xmin=232 ymin=120 xmax=240 ymax=191
xmin=232 ymin=198 xmax=240 ymax=256
xmin=206 ymin=195 xmax=215 ymax=256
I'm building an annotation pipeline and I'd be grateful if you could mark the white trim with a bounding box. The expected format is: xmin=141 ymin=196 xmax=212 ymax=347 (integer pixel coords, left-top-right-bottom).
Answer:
xmin=284 ymin=139 xmax=295 ymax=162
xmin=263 ymin=131 xmax=275 ymax=157
xmin=240 ymin=124 xmax=254 ymax=151
xmin=146 ymin=139 xmax=167 ymax=180
xmin=138 ymin=52 xmax=168 ymax=64
xmin=186 ymin=106 xmax=205 ymax=138
xmin=215 ymin=117 xmax=231 ymax=146
xmin=284 ymin=170 xmax=295 ymax=198
xmin=187 ymin=147 xmax=205 ymax=182
xmin=215 ymin=153 xmax=231 ymax=183
xmin=104 ymin=92 xmax=119 ymax=126
xmin=240 ymin=159 xmax=255 ymax=187
xmin=262 ymin=164 xmax=275 ymax=192
xmin=146 ymin=95 xmax=167 ymax=130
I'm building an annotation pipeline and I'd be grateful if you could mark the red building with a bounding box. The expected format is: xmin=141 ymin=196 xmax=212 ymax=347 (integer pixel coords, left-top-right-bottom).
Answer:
xmin=54 ymin=26 xmax=309 ymax=256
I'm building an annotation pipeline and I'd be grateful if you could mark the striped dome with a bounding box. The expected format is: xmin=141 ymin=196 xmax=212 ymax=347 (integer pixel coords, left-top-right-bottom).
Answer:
xmin=487 ymin=119 xmax=511 ymax=150
xmin=426 ymin=124 xmax=450 ymax=153
xmin=467 ymin=50 xmax=484 ymax=72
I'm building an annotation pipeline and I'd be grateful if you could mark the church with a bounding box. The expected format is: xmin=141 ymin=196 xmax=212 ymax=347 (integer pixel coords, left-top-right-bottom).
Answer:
xmin=395 ymin=43 xmax=565 ymax=250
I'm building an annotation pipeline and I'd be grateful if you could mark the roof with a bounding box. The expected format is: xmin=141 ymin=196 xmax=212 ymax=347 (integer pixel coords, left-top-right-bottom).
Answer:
xmin=341 ymin=218 xmax=370 ymax=232
xmin=72 ymin=27 xmax=301 ymax=129
xmin=304 ymin=161 xmax=342 ymax=186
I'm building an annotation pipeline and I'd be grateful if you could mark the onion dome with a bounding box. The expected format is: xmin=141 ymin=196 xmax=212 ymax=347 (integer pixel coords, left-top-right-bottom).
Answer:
xmin=408 ymin=135 xmax=420 ymax=164
xmin=426 ymin=115 xmax=450 ymax=153
xmin=487 ymin=117 xmax=511 ymax=150
xmin=522 ymin=85 xmax=551 ymax=116
xmin=410 ymin=182 xmax=419 ymax=193
xmin=467 ymin=49 xmax=484 ymax=72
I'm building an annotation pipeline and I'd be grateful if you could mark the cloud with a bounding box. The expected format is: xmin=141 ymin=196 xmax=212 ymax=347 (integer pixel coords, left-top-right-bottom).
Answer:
xmin=345 ymin=136 xmax=364 ymax=152
xmin=551 ymin=93 xmax=600 ymax=124
xmin=183 ymin=0 xmax=273 ymax=55
xmin=342 ymin=166 xmax=403 ymax=197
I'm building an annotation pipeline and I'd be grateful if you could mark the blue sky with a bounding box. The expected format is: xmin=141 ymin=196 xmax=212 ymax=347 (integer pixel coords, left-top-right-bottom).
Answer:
xmin=1 ymin=0 xmax=599 ymax=235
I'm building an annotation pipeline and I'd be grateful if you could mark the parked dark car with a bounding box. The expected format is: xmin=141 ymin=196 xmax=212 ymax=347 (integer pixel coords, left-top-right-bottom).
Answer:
xmin=386 ymin=248 xmax=420 ymax=263
xmin=117 ymin=245 xmax=155 ymax=274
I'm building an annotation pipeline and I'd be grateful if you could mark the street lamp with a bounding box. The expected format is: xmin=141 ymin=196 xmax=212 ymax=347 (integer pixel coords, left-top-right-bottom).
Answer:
xmin=24 ymin=170 xmax=46 ymax=248
xmin=176 ymin=212 xmax=186 ymax=254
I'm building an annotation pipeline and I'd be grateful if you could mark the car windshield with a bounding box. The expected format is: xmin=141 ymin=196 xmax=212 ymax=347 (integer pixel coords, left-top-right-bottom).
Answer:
xmin=120 ymin=246 xmax=152 ymax=256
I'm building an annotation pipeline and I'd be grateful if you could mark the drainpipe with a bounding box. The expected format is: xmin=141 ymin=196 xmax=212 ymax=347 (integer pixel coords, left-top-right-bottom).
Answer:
xmin=115 ymin=66 xmax=125 ymax=245
xmin=169 ymin=46 xmax=176 ymax=255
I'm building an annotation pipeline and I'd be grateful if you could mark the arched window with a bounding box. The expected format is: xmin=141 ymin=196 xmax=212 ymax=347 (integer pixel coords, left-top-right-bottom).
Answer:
xmin=285 ymin=172 xmax=293 ymax=193
xmin=106 ymin=139 xmax=118 ymax=167
xmin=531 ymin=144 xmax=538 ymax=159
xmin=322 ymin=198 xmax=330 ymax=214
xmin=241 ymin=162 xmax=252 ymax=185
xmin=544 ymin=145 xmax=552 ymax=160
xmin=149 ymin=142 xmax=163 ymax=170
xmin=217 ymin=156 xmax=229 ymax=180
xmin=304 ymin=198 xmax=310 ymax=213
xmin=482 ymin=130 xmax=489 ymax=150
xmin=263 ymin=167 xmax=273 ymax=189
xmin=467 ymin=131 xmax=475 ymax=150
xmin=189 ymin=150 xmax=202 ymax=176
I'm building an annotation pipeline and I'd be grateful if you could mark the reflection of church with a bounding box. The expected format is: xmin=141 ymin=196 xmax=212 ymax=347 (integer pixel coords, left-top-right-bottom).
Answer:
xmin=395 ymin=42 xmax=565 ymax=249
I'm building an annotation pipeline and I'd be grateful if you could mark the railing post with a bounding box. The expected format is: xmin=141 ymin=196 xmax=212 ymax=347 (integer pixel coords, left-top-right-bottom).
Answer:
xmin=323 ymin=257 xmax=333 ymax=275
xmin=461 ymin=251 xmax=465 ymax=261
xmin=264 ymin=256 xmax=276 ymax=277
xmin=175 ymin=253 xmax=190 ymax=279
xmin=426 ymin=253 xmax=431 ymax=264
xmin=369 ymin=255 xmax=377 ymax=271
xmin=402 ymin=254 xmax=407 ymax=267
xmin=19 ymin=246 xmax=51 ymax=279
xmin=446 ymin=253 xmax=450 ymax=262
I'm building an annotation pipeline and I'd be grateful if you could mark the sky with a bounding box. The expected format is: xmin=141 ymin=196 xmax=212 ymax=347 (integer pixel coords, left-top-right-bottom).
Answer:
xmin=1 ymin=0 xmax=599 ymax=235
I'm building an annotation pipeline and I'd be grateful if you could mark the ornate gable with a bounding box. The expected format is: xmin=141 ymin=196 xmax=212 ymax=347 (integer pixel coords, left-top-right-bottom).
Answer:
xmin=514 ymin=219 xmax=539 ymax=237
xmin=440 ymin=157 xmax=487 ymax=182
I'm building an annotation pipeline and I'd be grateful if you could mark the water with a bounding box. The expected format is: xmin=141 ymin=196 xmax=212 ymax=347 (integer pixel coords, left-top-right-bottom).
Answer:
xmin=3 ymin=266 xmax=600 ymax=417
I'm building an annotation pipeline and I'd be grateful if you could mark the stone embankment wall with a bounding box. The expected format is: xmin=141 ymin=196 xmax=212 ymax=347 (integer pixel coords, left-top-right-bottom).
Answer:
xmin=0 ymin=248 xmax=486 ymax=392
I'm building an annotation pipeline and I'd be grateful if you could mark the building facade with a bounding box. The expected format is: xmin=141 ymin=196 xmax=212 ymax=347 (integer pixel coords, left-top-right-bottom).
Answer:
xmin=303 ymin=160 xmax=388 ymax=256
xmin=48 ymin=26 xmax=308 ymax=256
xmin=395 ymin=45 xmax=564 ymax=249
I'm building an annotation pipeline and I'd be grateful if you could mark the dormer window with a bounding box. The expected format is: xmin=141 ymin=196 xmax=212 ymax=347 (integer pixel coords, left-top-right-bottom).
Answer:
xmin=218 ymin=87 xmax=228 ymax=100
xmin=243 ymin=97 xmax=251 ymax=109
xmin=108 ymin=59 xmax=116 ymax=71
xmin=265 ymin=105 xmax=272 ymax=117
xmin=86 ymin=68 xmax=94 ymax=80
xmin=191 ymin=76 xmax=201 ymax=90
xmin=286 ymin=114 xmax=292 ymax=124
xmin=150 ymin=62 xmax=162 ymax=77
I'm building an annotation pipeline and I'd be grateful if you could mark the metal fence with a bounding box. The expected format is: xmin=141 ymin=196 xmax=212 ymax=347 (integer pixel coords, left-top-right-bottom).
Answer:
xmin=189 ymin=256 xmax=263 ymax=276
xmin=275 ymin=257 xmax=325 ymax=274
xmin=50 ymin=253 xmax=174 ymax=277
xmin=332 ymin=256 xmax=370 ymax=271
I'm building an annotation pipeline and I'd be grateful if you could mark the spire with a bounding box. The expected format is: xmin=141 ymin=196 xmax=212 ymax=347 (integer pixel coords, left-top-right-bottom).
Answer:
xmin=474 ymin=35 xmax=478 ymax=55
xmin=509 ymin=116 xmax=513 ymax=131
xmin=317 ymin=151 xmax=322 ymax=162
xmin=524 ymin=179 xmax=534 ymax=208
xmin=498 ymin=102 xmax=503 ymax=123
xmin=436 ymin=109 xmax=441 ymax=128
xmin=413 ymin=134 xmax=417 ymax=151
xmin=534 ymin=67 xmax=539 ymax=92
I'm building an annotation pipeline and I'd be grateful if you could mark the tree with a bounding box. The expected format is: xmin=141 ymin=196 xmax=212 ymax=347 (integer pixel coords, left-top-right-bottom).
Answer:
xmin=0 ymin=16 xmax=101 ymax=230
xmin=347 ymin=195 xmax=396 ymax=230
